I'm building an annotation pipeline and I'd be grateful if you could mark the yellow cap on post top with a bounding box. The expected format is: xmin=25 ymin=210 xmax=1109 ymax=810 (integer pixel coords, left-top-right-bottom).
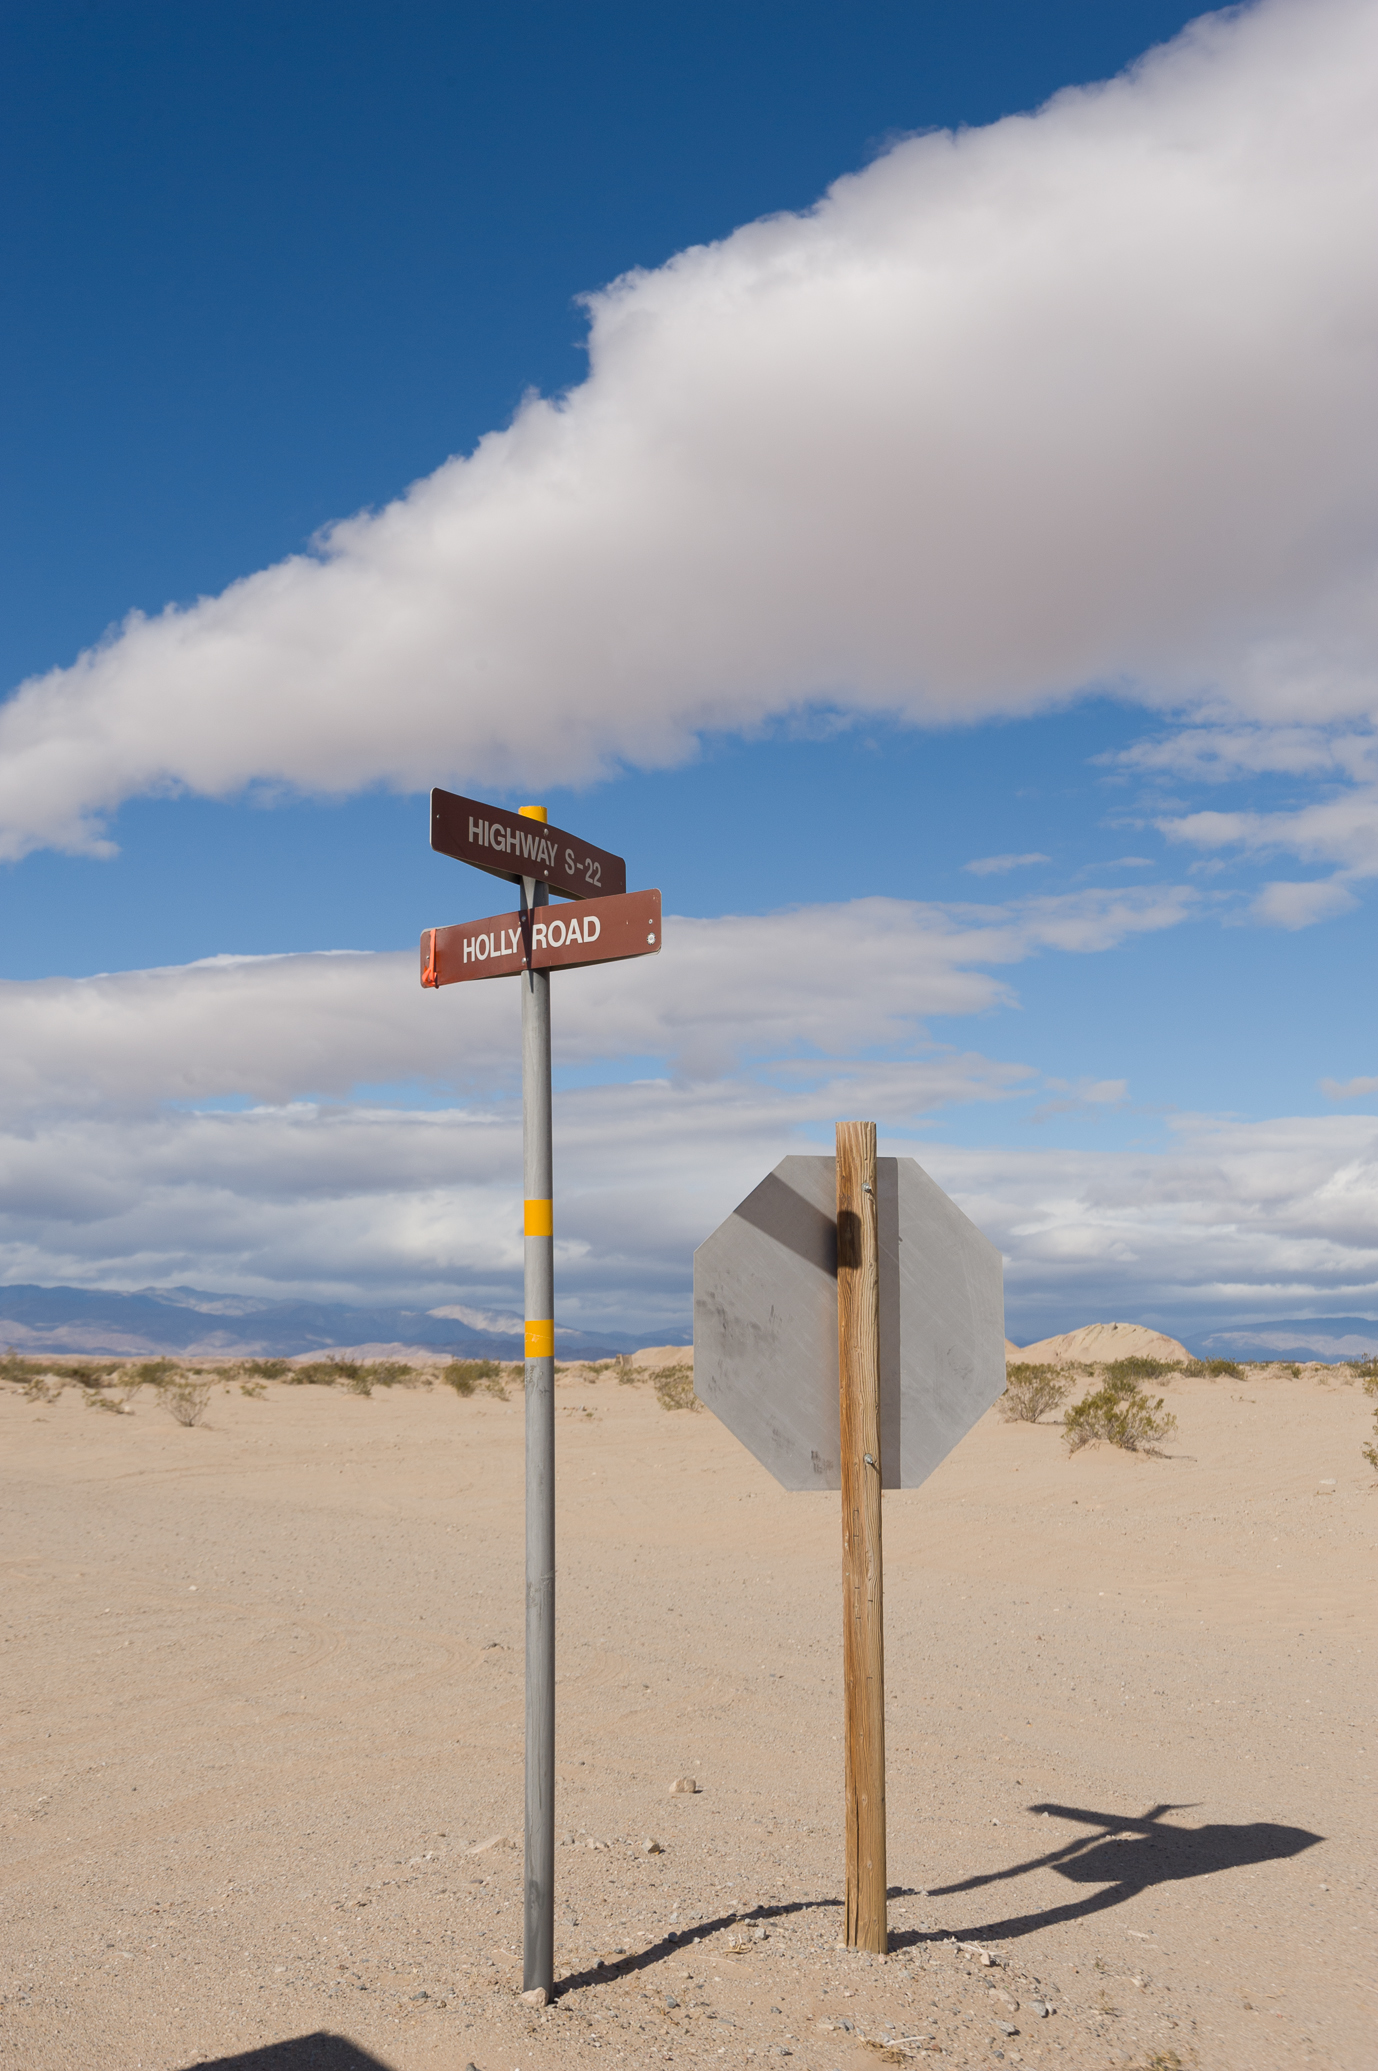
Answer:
xmin=518 ymin=805 xmax=548 ymax=822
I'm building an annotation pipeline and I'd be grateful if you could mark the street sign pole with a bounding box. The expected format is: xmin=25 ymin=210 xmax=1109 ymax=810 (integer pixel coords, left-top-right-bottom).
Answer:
xmin=836 ymin=1120 xmax=887 ymax=1953
xmin=520 ymin=817 xmax=555 ymax=2000
xmin=422 ymin=786 xmax=656 ymax=1999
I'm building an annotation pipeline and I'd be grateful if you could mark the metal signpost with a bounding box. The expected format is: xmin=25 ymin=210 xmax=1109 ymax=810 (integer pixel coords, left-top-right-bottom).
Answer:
xmin=423 ymin=788 xmax=659 ymax=2001
xmin=693 ymin=1124 xmax=1005 ymax=1952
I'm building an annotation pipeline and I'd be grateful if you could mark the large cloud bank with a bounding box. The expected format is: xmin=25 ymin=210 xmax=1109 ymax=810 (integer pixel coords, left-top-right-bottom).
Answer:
xmin=3 ymin=0 xmax=1377 ymax=861
xmin=5 ymin=898 xmax=1375 ymax=1340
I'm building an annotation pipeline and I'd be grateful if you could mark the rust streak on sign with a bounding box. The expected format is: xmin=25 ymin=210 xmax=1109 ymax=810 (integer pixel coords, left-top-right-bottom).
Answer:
xmin=420 ymin=889 xmax=661 ymax=987
xmin=431 ymin=788 xmax=626 ymax=902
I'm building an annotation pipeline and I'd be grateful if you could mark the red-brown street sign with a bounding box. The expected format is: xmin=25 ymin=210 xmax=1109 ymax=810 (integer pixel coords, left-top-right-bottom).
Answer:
xmin=421 ymin=888 xmax=661 ymax=988
xmin=431 ymin=788 xmax=626 ymax=903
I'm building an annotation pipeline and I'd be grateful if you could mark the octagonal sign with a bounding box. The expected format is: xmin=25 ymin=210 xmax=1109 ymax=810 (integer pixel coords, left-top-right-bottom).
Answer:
xmin=693 ymin=1155 xmax=1005 ymax=1491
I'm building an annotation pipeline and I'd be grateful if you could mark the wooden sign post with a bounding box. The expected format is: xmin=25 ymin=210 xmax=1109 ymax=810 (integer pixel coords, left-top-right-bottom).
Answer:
xmin=693 ymin=1138 xmax=1005 ymax=1953
xmin=422 ymin=789 xmax=660 ymax=2003
xmin=836 ymin=1120 xmax=887 ymax=1953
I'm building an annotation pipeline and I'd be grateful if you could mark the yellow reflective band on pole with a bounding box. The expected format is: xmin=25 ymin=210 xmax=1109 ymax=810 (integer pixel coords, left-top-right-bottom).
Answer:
xmin=518 ymin=804 xmax=548 ymax=823
xmin=525 ymin=1319 xmax=554 ymax=1359
xmin=524 ymin=1198 xmax=553 ymax=1236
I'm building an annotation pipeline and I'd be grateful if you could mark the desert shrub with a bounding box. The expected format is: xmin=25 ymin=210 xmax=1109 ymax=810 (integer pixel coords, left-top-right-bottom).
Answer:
xmin=1351 ymin=1358 xmax=1378 ymax=1387
xmin=443 ymin=1358 xmax=500 ymax=1396
xmin=1064 ymin=1374 xmax=1177 ymax=1454
xmin=62 ymin=1362 xmax=121 ymax=1389
xmin=1103 ymin=1355 xmax=1175 ymax=1386
xmin=1 ymin=1351 xmax=62 ymax=1399
xmin=239 ymin=1380 xmax=267 ymax=1399
xmin=288 ymin=1359 xmax=360 ymax=1386
xmin=1000 ymin=1364 xmax=1069 ymax=1423
xmin=1361 ymin=1369 xmax=1378 ymax=1473
xmin=164 ymin=1380 xmax=212 ymax=1427
xmin=616 ymin=1355 xmax=642 ymax=1386
xmin=1 ymin=1350 xmax=47 ymax=1384
xmin=239 ymin=1358 xmax=290 ymax=1379
xmin=1183 ymin=1358 xmax=1243 ymax=1380
xmin=649 ymin=1364 xmax=698 ymax=1412
xmin=368 ymin=1360 xmax=418 ymax=1387
xmin=128 ymin=1358 xmax=181 ymax=1388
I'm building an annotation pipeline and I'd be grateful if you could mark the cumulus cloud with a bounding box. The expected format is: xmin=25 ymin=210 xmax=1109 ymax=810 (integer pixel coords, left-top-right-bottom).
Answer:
xmin=2 ymin=890 xmax=1372 ymax=1336
xmin=4 ymin=1068 xmax=1375 ymax=1342
xmin=1155 ymin=776 xmax=1378 ymax=923
xmin=944 ymin=1114 xmax=1378 ymax=1343
xmin=2 ymin=0 xmax=1377 ymax=860
xmin=0 ymin=884 xmax=1193 ymax=1115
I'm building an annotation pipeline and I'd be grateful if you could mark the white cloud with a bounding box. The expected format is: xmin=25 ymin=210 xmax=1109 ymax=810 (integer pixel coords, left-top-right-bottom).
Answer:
xmin=3 ymin=0 xmax=1378 ymax=859
xmin=939 ymin=1114 xmax=1378 ymax=1342
xmin=1320 ymin=1074 xmax=1378 ymax=1101
xmin=1115 ymin=724 xmax=1377 ymax=784
xmin=1156 ymin=776 xmax=1378 ymax=922
xmin=0 ymin=885 xmax=1193 ymax=1115
xmin=1250 ymin=878 xmax=1358 ymax=929
xmin=3 ymin=1071 xmax=1375 ymax=1343
xmin=2 ymin=900 xmax=1374 ymax=1337
xmin=963 ymin=853 xmax=1050 ymax=876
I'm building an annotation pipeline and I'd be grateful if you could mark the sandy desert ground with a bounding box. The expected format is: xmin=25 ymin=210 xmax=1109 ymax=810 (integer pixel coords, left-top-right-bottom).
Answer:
xmin=2 ymin=1352 xmax=1374 ymax=2071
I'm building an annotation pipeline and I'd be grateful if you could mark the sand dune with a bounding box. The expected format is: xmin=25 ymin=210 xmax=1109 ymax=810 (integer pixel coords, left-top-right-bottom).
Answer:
xmin=1009 ymin=1320 xmax=1194 ymax=1365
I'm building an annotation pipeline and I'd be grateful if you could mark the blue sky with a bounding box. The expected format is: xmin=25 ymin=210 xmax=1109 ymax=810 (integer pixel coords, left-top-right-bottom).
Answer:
xmin=3 ymin=1 xmax=1377 ymax=1347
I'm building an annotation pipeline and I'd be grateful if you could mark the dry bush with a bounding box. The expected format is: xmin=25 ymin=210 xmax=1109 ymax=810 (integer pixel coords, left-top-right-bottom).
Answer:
xmin=1103 ymin=1355 xmax=1176 ymax=1386
xmin=649 ymin=1364 xmax=699 ymax=1412
xmin=164 ymin=1380 xmax=212 ymax=1427
xmin=289 ymin=1358 xmax=361 ymax=1386
xmin=369 ymin=1360 xmax=421 ymax=1388
xmin=61 ymin=1361 xmax=121 ymax=1391
xmin=2 ymin=1351 xmax=64 ymax=1401
xmin=238 ymin=1358 xmax=290 ymax=1379
xmin=1000 ymin=1364 xmax=1069 ymax=1423
xmin=1182 ymin=1357 xmax=1244 ymax=1380
xmin=1064 ymin=1372 xmax=1177 ymax=1454
xmin=443 ymin=1358 xmax=500 ymax=1396
xmin=239 ymin=1380 xmax=267 ymax=1399
xmin=616 ymin=1354 xmax=641 ymax=1386
xmin=129 ymin=1358 xmax=181 ymax=1388
xmin=1360 ymin=1367 xmax=1378 ymax=1474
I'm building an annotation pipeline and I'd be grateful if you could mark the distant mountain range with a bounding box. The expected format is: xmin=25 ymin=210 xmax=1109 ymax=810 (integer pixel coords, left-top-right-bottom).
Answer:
xmin=1197 ymin=1315 xmax=1378 ymax=1360
xmin=4 ymin=1282 xmax=1369 ymax=1366
xmin=0 ymin=1282 xmax=690 ymax=1361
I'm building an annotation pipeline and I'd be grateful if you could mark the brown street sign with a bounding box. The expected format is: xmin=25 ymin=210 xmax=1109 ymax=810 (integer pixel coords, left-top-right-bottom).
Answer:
xmin=421 ymin=888 xmax=661 ymax=987
xmin=431 ymin=788 xmax=627 ymax=902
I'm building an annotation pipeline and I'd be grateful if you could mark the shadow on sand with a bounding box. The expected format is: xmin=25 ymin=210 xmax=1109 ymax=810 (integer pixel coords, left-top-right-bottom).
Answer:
xmin=187 ymin=1803 xmax=1323 ymax=2042
xmin=181 ymin=2038 xmax=396 ymax=2071
xmin=891 ymin=1800 xmax=1324 ymax=1947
